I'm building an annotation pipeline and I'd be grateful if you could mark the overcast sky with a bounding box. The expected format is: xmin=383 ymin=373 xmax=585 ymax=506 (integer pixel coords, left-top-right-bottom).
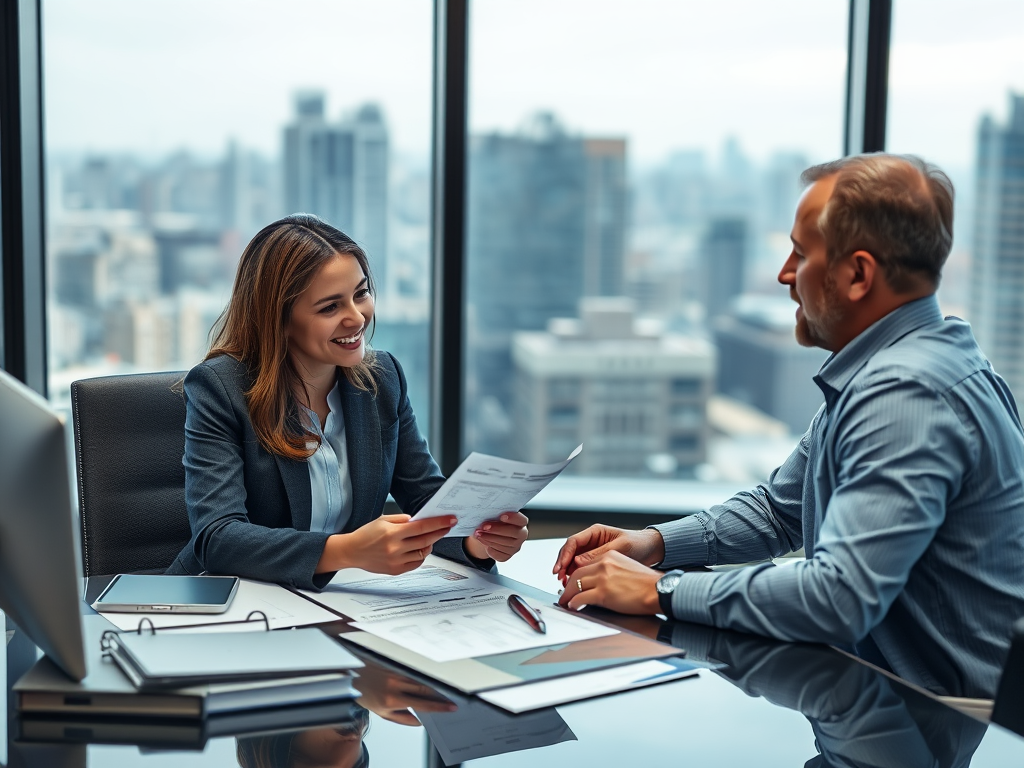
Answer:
xmin=44 ymin=0 xmax=1024 ymax=171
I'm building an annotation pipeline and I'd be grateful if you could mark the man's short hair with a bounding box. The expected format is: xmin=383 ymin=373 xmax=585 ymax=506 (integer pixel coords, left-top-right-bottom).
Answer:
xmin=801 ymin=153 xmax=954 ymax=292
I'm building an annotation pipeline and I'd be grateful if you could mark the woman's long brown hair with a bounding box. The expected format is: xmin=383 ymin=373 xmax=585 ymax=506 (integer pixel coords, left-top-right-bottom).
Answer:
xmin=208 ymin=214 xmax=379 ymax=461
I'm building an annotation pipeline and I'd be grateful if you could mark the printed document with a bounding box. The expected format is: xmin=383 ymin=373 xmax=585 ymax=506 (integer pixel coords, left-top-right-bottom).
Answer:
xmin=411 ymin=445 xmax=583 ymax=536
xmin=308 ymin=557 xmax=616 ymax=663
xmin=415 ymin=689 xmax=575 ymax=763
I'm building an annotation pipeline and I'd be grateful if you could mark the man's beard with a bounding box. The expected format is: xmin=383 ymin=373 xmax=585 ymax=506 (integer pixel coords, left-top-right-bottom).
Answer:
xmin=795 ymin=271 xmax=844 ymax=350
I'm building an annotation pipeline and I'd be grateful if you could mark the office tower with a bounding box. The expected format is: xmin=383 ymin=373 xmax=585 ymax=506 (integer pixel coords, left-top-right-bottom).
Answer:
xmin=713 ymin=295 xmax=828 ymax=433
xmin=372 ymin=298 xmax=431 ymax=438
xmin=763 ymin=152 xmax=808 ymax=232
xmin=152 ymin=226 xmax=224 ymax=293
xmin=971 ymin=94 xmax=1024 ymax=397
xmin=702 ymin=217 xmax=748 ymax=319
xmin=283 ymin=93 xmax=389 ymax=292
xmin=466 ymin=113 xmax=627 ymax=454
xmin=512 ymin=298 xmax=714 ymax=476
xmin=104 ymin=298 xmax=177 ymax=369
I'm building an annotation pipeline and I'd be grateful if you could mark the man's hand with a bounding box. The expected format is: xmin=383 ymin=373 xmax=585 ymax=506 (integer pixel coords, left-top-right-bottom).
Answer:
xmin=557 ymin=550 xmax=661 ymax=615
xmin=552 ymin=525 xmax=665 ymax=584
xmin=464 ymin=511 xmax=529 ymax=562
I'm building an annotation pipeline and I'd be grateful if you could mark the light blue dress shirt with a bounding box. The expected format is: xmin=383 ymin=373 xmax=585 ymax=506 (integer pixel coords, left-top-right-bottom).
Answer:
xmin=654 ymin=295 xmax=1024 ymax=698
xmin=302 ymin=382 xmax=353 ymax=535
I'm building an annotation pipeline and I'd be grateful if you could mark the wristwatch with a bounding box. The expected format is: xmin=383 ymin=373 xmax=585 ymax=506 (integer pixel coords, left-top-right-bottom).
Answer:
xmin=656 ymin=570 xmax=684 ymax=619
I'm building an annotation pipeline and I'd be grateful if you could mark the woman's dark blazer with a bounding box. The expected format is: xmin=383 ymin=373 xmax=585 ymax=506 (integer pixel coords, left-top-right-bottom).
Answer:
xmin=166 ymin=352 xmax=487 ymax=590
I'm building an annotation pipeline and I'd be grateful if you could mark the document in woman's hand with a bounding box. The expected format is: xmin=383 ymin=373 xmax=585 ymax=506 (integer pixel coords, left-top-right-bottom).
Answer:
xmin=411 ymin=446 xmax=582 ymax=537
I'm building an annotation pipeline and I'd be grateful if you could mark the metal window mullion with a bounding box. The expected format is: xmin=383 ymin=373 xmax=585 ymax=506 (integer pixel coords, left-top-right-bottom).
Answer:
xmin=0 ymin=0 xmax=47 ymax=394
xmin=844 ymin=0 xmax=892 ymax=156
xmin=429 ymin=0 xmax=470 ymax=475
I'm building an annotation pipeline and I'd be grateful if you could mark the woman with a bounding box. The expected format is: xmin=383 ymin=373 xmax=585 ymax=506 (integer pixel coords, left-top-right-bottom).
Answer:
xmin=167 ymin=214 xmax=528 ymax=590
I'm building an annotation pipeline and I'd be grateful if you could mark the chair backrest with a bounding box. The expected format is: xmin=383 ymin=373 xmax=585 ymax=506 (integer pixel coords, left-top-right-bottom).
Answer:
xmin=993 ymin=616 xmax=1024 ymax=737
xmin=71 ymin=372 xmax=191 ymax=576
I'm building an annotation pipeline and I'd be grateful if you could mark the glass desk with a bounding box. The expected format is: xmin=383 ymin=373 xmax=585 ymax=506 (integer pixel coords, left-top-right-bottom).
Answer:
xmin=6 ymin=539 xmax=1024 ymax=767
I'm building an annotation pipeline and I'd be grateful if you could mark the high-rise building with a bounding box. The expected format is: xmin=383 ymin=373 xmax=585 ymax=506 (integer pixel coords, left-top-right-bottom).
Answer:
xmin=971 ymin=93 xmax=1024 ymax=397
xmin=713 ymin=294 xmax=828 ymax=433
xmin=512 ymin=298 xmax=714 ymax=476
xmin=283 ymin=92 xmax=389 ymax=290
xmin=466 ymin=113 xmax=627 ymax=453
xmin=702 ymin=217 xmax=748 ymax=319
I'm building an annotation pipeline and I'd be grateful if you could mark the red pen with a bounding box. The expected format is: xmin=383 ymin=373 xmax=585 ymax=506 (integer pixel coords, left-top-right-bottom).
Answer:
xmin=507 ymin=594 xmax=547 ymax=634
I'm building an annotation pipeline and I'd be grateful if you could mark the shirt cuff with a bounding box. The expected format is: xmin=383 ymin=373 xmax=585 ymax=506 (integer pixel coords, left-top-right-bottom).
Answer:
xmin=670 ymin=571 xmax=718 ymax=626
xmin=650 ymin=515 xmax=709 ymax=568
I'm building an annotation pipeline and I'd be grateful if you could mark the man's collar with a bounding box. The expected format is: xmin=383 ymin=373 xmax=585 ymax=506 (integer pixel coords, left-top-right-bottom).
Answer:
xmin=813 ymin=294 xmax=943 ymax=407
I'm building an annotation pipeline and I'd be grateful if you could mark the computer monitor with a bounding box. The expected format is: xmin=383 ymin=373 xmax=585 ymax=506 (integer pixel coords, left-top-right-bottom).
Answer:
xmin=0 ymin=368 xmax=87 ymax=680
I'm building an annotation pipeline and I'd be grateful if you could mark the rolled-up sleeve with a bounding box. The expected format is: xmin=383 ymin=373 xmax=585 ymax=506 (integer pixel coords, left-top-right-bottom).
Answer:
xmin=668 ymin=376 xmax=972 ymax=645
xmin=653 ymin=415 xmax=812 ymax=568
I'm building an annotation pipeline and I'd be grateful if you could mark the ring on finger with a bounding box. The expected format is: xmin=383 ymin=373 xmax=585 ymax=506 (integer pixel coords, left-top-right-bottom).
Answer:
xmin=576 ymin=578 xmax=583 ymax=592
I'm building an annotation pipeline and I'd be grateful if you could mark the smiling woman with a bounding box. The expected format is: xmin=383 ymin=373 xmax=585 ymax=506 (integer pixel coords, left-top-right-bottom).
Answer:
xmin=166 ymin=215 xmax=529 ymax=590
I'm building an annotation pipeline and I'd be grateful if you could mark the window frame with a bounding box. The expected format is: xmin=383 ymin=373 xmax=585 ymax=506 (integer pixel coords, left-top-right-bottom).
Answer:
xmin=3 ymin=0 xmax=892 ymax=511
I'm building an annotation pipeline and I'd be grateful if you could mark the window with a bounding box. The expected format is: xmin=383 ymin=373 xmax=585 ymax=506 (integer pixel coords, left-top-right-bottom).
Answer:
xmin=888 ymin=0 xmax=1024 ymax=401
xmin=43 ymin=0 xmax=434 ymax=432
xmin=465 ymin=0 xmax=847 ymax=486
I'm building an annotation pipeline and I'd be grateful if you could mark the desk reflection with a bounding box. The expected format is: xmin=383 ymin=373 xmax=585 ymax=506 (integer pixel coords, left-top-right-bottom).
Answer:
xmin=235 ymin=657 xmax=458 ymax=768
xmin=236 ymin=708 xmax=370 ymax=768
xmin=659 ymin=620 xmax=988 ymax=768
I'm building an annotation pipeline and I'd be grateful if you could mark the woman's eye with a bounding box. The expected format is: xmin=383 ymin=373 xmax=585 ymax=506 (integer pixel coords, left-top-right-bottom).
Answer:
xmin=319 ymin=302 xmax=338 ymax=314
xmin=355 ymin=289 xmax=371 ymax=299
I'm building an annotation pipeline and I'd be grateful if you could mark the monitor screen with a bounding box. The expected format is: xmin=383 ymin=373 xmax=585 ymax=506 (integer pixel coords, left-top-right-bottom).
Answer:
xmin=0 ymin=369 xmax=87 ymax=680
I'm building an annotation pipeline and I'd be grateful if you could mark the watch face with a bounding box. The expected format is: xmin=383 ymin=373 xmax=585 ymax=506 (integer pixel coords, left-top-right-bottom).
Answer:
xmin=657 ymin=571 xmax=683 ymax=595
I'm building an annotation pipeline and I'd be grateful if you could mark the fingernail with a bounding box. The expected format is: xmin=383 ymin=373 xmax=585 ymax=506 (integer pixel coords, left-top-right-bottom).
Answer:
xmin=449 ymin=518 xmax=457 ymax=526
xmin=500 ymin=515 xmax=508 ymax=522
xmin=474 ymin=531 xmax=482 ymax=538
xmin=482 ymin=524 xmax=491 ymax=531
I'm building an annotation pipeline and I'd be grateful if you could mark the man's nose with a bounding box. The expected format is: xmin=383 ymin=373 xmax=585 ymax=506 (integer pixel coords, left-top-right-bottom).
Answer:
xmin=778 ymin=253 xmax=797 ymax=285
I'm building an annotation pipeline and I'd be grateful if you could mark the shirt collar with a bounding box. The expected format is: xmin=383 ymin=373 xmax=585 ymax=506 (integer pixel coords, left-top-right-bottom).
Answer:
xmin=326 ymin=379 xmax=343 ymax=419
xmin=300 ymin=380 xmax=343 ymax=433
xmin=813 ymin=294 xmax=943 ymax=407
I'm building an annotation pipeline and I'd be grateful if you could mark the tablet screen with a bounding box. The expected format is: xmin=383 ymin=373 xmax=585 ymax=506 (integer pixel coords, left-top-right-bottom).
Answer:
xmin=95 ymin=574 xmax=238 ymax=609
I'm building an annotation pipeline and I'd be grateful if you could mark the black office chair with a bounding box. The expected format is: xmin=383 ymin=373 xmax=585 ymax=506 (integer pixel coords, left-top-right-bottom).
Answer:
xmin=71 ymin=371 xmax=192 ymax=577
xmin=993 ymin=617 xmax=1024 ymax=737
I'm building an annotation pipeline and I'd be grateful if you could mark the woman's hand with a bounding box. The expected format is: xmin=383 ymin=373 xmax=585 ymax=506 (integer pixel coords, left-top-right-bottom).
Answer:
xmin=318 ymin=514 xmax=457 ymax=575
xmin=464 ymin=511 xmax=529 ymax=562
xmin=355 ymin=663 xmax=457 ymax=726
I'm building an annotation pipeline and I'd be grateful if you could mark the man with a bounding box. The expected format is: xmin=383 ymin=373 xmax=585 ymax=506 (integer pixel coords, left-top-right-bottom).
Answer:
xmin=554 ymin=154 xmax=1024 ymax=699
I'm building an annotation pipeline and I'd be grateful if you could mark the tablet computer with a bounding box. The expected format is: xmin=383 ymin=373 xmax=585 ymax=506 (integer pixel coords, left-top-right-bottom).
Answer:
xmin=92 ymin=574 xmax=240 ymax=614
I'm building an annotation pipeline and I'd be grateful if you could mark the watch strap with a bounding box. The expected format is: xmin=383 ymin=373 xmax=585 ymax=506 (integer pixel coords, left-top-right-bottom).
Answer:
xmin=658 ymin=585 xmax=675 ymax=619
xmin=657 ymin=570 xmax=682 ymax=619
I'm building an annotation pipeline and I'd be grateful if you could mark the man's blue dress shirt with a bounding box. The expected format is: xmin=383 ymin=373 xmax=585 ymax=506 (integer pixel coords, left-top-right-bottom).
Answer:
xmin=654 ymin=295 xmax=1024 ymax=697
xmin=301 ymin=382 xmax=353 ymax=535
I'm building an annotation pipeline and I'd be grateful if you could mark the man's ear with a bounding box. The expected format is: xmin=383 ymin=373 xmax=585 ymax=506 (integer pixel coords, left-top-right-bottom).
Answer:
xmin=845 ymin=250 xmax=877 ymax=302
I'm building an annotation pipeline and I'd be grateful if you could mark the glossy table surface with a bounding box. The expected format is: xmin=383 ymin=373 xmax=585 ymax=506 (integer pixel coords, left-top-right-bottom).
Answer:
xmin=5 ymin=539 xmax=1024 ymax=768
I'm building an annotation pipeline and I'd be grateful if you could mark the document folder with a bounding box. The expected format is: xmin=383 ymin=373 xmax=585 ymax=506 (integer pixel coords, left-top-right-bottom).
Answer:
xmin=101 ymin=619 xmax=363 ymax=690
xmin=16 ymin=617 xmax=359 ymax=719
